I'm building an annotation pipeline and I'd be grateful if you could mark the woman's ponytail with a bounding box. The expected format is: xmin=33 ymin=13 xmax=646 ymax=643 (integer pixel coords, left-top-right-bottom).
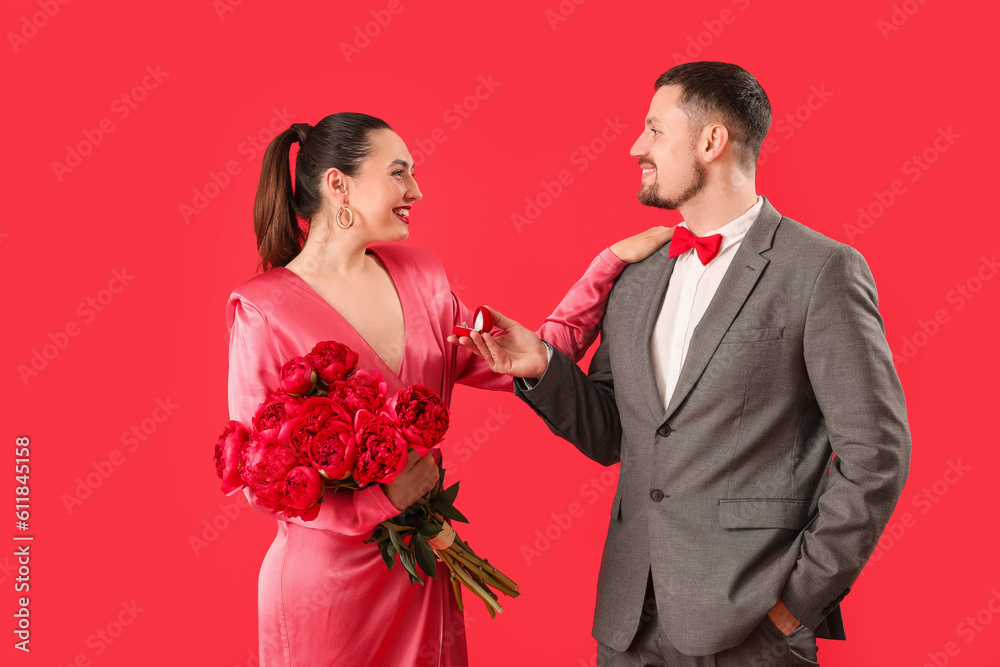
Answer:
xmin=253 ymin=126 xmax=307 ymax=272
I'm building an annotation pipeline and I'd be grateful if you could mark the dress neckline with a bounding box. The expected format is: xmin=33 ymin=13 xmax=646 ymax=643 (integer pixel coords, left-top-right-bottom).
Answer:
xmin=275 ymin=245 xmax=407 ymax=381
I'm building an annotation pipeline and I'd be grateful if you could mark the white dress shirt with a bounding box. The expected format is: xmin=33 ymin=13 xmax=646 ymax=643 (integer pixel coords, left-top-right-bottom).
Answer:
xmin=651 ymin=195 xmax=764 ymax=411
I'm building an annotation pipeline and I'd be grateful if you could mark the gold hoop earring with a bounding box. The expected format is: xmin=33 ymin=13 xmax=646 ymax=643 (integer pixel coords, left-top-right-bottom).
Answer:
xmin=336 ymin=205 xmax=355 ymax=229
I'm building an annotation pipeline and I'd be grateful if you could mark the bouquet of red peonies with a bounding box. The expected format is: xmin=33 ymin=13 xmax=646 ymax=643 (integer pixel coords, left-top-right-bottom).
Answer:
xmin=214 ymin=340 xmax=518 ymax=617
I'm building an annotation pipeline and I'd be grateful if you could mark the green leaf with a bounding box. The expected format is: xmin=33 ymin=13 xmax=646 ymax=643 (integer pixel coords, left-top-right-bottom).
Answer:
xmin=437 ymin=481 xmax=460 ymax=506
xmin=433 ymin=460 xmax=445 ymax=496
xmin=412 ymin=534 xmax=438 ymax=579
xmin=363 ymin=526 xmax=384 ymax=545
xmin=381 ymin=542 xmax=397 ymax=570
xmin=382 ymin=544 xmax=396 ymax=570
xmin=398 ymin=549 xmax=423 ymax=585
xmin=386 ymin=541 xmax=397 ymax=563
xmin=388 ymin=527 xmax=404 ymax=554
xmin=383 ymin=522 xmax=410 ymax=533
xmin=432 ymin=500 xmax=470 ymax=523
xmin=418 ymin=521 xmax=442 ymax=537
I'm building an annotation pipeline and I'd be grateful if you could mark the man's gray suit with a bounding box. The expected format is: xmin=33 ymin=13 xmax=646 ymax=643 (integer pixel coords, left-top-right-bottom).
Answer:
xmin=514 ymin=196 xmax=911 ymax=656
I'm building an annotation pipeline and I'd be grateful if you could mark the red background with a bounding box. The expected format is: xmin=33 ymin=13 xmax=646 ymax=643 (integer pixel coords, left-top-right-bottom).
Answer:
xmin=4 ymin=0 xmax=998 ymax=665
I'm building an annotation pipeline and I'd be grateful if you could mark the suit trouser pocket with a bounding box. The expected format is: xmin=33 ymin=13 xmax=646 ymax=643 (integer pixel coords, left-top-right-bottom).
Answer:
xmin=757 ymin=616 xmax=819 ymax=666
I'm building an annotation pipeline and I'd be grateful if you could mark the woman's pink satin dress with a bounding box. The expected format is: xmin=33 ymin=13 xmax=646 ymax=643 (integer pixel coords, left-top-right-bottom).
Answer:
xmin=226 ymin=242 xmax=625 ymax=667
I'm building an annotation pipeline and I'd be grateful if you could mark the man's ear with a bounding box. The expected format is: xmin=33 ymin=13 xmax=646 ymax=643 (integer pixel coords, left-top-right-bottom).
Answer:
xmin=700 ymin=123 xmax=730 ymax=164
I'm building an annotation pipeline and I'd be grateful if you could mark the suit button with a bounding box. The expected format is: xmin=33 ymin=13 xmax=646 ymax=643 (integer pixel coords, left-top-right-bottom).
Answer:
xmin=657 ymin=424 xmax=672 ymax=437
xmin=650 ymin=489 xmax=665 ymax=502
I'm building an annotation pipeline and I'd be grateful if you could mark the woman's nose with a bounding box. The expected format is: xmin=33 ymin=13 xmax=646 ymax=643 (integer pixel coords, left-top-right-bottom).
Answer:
xmin=408 ymin=178 xmax=423 ymax=202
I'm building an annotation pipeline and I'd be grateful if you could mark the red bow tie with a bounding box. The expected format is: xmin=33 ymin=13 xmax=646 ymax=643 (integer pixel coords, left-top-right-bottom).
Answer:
xmin=668 ymin=225 xmax=723 ymax=265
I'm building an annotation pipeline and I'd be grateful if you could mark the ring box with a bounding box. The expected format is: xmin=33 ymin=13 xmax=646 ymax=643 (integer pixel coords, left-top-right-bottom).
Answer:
xmin=452 ymin=306 xmax=494 ymax=337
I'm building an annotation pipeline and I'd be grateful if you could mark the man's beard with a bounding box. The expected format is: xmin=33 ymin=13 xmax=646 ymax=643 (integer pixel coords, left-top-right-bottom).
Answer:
xmin=637 ymin=159 xmax=707 ymax=210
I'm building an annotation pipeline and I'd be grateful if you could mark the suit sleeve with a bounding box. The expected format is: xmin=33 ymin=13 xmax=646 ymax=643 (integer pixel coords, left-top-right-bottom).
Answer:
xmin=779 ymin=245 xmax=912 ymax=630
xmin=512 ymin=308 xmax=623 ymax=466
xmin=227 ymin=297 xmax=400 ymax=536
xmin=454 ymin=247 xmax=626 ymax=392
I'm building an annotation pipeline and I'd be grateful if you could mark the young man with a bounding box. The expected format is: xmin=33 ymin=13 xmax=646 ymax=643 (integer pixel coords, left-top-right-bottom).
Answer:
xmin=449 ymin=61 xmax=911 ymax=665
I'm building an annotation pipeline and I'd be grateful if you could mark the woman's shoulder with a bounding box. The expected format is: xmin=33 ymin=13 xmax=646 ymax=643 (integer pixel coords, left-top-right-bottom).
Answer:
xmin=225 ymin=268 xmax=289 ymax=328
xmin=228 ymin=267 xmax=287 ymax=302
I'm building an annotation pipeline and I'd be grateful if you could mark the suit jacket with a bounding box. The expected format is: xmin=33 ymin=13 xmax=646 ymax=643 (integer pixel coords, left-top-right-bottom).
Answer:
xmin=514 ymin=196 xmax=911 ymax=656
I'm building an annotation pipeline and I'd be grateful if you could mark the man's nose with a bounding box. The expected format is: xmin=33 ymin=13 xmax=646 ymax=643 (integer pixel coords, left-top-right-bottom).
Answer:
xmin=629 ymin=135 xmax=647 ymax=157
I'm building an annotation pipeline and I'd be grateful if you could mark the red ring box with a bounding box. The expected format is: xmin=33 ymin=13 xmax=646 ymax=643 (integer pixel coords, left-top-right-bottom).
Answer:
xmin=452 ymin=306 xmax=494 ymax=337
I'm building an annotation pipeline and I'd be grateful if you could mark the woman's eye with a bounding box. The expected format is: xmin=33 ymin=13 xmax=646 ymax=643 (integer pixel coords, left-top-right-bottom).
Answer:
xmin=393 ymin=170 xmax=405 ymax=177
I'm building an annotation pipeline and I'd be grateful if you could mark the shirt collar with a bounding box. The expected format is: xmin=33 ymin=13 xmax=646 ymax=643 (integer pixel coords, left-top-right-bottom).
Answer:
xmin=677 ymin=195 xmax=764 ymax=260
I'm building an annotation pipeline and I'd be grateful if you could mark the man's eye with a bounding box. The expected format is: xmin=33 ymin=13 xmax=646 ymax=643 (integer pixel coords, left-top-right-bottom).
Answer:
xmin=393 ymin=170 xmax=404 ymax=177
xmin=650 ymin=128 xmax=660 ymax=136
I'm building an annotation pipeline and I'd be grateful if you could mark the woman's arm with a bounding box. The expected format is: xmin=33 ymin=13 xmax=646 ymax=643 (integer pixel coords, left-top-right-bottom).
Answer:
xmin=227 ymin=297 xmax=400 ymax=535
xmin=451 ymin=248 xmax=624 ymax=391
xmin=535 ymin=247 xmax=625 ymax=363
xmin=452 ymin=226 xmax=672 ymax=391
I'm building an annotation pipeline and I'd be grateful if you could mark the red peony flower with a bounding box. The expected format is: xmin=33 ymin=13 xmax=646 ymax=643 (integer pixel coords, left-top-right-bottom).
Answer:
xmin=386 ymin=385 xmax=450 ymax=456
xmin=238 ymin=431 xmax=266 ymax=487
xmin=294 ymin=396 xmax=351 ymax=431
xmin=280 ymin=396 xmax=355 ymax=480
xmin=279 ymin=356 xmax=317 ymax=396
xmin=214 ymin=421 xmax=249 ymax=495
xmin=284 ymin=466 xmax=324 ymax=510
xmin=252 ymin=391 xmax=307 ymax=442
xmin=252 ymin=480 xmax=289 ymax=515
xmin=329 ymin=368 xmax=388 ymax=416
xmin=353 ymin=411 xmax=409 ymax=486
xmin=312 ymin=424 xmax=356 ymax=480
xmin=241 ymin=440 xmax=301 ymax=489
xmin=307 ymin=341 xmax=358 ymax=384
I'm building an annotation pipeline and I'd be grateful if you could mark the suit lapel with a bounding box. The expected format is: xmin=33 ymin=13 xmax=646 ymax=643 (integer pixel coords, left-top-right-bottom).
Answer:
xmin=658 ymin=197 xmax=781 ymax=423
xmin=651 ymin=197 xmax=783 ymax=425
xmin=626 ymin=245 xmax=678 ymax=421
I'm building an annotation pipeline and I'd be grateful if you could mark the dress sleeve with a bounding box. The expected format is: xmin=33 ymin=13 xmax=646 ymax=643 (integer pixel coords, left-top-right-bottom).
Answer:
xmin=227 ymin=296 xmax=400 ymax=536
xmin=453 ymin=247 xmax=626 ymax=392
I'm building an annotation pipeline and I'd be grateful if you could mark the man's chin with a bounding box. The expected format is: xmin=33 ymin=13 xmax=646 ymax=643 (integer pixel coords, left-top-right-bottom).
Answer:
xmin=637 ymin=186 xmax=678 ymax=210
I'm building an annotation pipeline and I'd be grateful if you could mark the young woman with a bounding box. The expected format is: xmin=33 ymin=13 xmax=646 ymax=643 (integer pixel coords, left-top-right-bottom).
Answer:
xmin=226 ymin=112 xmax=672 ymax=666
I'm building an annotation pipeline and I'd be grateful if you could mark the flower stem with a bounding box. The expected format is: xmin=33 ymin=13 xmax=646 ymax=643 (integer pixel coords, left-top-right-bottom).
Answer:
xmin=445 ymin=547 xmax=519 ymax=597
xmin=440 ymin=548 xmax=500 ymax=616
